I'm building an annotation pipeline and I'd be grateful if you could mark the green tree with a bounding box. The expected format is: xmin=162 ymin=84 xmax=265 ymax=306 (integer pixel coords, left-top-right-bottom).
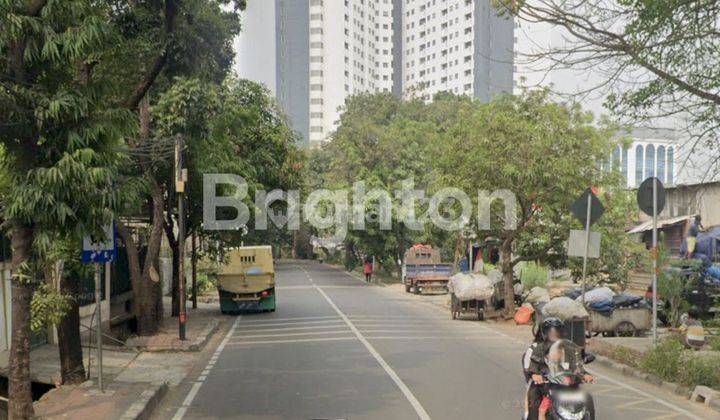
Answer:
xmin=152 ymin=77 xmax=303 ymax=313
xmin=0 ymin=1 xmax=126 ymax=416
xmin=105 ymin=0 xmax=243 ymax=334
xmin=321 ymin=93 xmax=441 ymax=275
xmin=502 ymin=0 xmax=720 ymax=176
xmin=435 ymin=90 xmax=614 ymax=314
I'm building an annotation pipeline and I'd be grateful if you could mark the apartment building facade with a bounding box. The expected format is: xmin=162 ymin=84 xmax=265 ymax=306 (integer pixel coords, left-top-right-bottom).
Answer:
xmin=273 ymin=0 xmax=515 ymax=146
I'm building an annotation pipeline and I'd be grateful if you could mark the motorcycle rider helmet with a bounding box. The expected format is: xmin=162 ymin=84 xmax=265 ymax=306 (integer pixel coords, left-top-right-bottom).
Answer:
xmin=541 ymin=317 xmax=564 ymax=342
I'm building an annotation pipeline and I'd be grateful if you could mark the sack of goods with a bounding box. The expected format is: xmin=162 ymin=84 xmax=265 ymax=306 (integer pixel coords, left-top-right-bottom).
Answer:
xmin=542 ymin=296 xmax=589 ymax=320
xmin=525 ymin=286 xmax=550 ymax=304
xmin=575 ymin=286 xmax=614 ymax=304
xmin=447 ymin=272 xmax=494 ymax=301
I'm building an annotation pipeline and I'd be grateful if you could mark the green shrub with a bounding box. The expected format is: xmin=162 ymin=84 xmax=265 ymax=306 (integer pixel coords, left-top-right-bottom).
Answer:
xmin=519 ymin=262 xmax=549 ymax=289
xmin=640 ymin=335 xmax=685 ymax=381
xmin=678 ymin=353 xmax=720 ymax=389
xmin=709 ymin=336 xmax=720 ymax=352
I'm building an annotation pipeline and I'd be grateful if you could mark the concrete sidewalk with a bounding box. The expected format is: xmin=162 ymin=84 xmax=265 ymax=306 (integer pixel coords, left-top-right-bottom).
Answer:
xmin=15 ymin=300 xmax=225 ymax=419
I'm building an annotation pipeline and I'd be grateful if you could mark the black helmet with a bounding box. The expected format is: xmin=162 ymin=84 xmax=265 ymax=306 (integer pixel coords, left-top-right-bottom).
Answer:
xmin=541 ymin=317 xmax=564 ymax=339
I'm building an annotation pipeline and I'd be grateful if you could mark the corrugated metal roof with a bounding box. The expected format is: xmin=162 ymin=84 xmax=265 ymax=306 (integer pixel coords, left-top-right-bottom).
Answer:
xmin=627 ymin=214 xmax=695 ymax=234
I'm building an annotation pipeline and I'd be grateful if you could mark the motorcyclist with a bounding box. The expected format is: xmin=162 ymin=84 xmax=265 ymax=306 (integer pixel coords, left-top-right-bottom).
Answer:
xmin=522 ymin=317 xmax=593 ymax=420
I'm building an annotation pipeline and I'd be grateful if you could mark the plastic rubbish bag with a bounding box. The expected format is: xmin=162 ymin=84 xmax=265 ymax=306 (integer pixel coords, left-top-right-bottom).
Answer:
xmin=542 ymin=296 xmax=589 ymax=320
xmin=447 ymin=273 xmax=494 ymax=301
xmin=487 ymin=269 xmax=503 ymax=284
xmin=575 ymin=286 xmax=614 ymax=304
xmin=525 ymin=287 xmax=550 ymax=304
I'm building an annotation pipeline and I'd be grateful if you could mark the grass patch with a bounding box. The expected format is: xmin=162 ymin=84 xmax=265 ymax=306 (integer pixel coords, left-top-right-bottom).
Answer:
xmin=639 ymin=335 xmax=685 ymax=382
xmin=518 ymin=262 xmax=549 ymax=289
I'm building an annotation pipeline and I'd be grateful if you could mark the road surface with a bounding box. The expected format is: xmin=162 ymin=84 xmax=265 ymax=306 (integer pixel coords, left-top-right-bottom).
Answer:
xmin=155 ymin=261 xmax=715 ymax=420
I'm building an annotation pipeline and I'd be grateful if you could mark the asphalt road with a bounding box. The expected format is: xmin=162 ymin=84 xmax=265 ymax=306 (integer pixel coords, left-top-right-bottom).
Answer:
xmin=156 ymin=261 xmax=716 ymax=420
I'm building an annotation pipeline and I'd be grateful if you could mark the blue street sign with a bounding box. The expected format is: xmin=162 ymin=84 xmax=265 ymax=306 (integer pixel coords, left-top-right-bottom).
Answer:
xmin=82 ymin=222 xmax=117 ymax=264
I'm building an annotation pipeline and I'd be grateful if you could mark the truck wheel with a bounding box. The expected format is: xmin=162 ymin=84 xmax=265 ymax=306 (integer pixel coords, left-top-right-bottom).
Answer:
xmin=614 ymin=321 xmax=637 ymax=337
xmin=405 ymin=284 xmax=411 ymax=293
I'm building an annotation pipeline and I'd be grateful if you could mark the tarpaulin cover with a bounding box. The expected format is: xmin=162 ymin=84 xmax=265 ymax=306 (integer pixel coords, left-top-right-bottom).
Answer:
xmin=447 ymin=272 xmax=494 ymax=301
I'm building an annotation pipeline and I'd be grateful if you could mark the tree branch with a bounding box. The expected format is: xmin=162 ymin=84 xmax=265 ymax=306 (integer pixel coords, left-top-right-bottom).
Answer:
xmin=123 ymin=0 xmax=179 ymax=110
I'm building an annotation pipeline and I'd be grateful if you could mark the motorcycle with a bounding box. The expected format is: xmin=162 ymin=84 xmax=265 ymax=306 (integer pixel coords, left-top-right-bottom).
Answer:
xmin=540 ymin=339 xmax=595 ymax=420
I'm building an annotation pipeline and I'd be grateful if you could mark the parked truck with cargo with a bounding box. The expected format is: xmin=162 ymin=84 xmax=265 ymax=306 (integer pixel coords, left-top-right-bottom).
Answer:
xmin=402 ymin=244 xmax=452 ymax=294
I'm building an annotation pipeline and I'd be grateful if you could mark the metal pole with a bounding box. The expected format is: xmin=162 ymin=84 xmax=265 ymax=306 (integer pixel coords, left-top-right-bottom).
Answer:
xmin=652 ymin=178 xmax=658 ymax=345
xmin=581 ymin=193 xmax=592 ymax=307
xmin=191 ymin=232 xmax=197 ymax=310
xmin=179 ymin=190 xmax=187 ymax=340
xmin=94 ymin=263 xmax=103 ymax=392
xmin=176 ymin=134 xmax=187 ymax=340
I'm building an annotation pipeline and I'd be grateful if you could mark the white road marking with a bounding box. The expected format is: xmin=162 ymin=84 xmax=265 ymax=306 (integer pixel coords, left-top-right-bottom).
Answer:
xmin=234 ymin=319 xmax=345 ymax=328
xmin=171 ymin=316 xmax=242 ymax=420
xmin=234 ymin=324 xmax=350 ymax=333
xmin=231 ymin=330 xmax=354 ymax=339
xmin=238 ymin=315 xmax=339 ymax=323
xmin=312 ymin=283 xmax=432 ymax=420
xmin=227 ymin=337 xmax=358 ymax=345
xmin=585 ymin=368 xmax=702 ymax=420
xmin=348 ymin=267 xmax=704 ymax=420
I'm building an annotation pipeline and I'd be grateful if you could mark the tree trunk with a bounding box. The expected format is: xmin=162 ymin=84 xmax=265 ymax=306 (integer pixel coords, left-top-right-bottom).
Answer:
xmin=117 ymin=220 xmax=163 ymax=336
xmin=8 ymin=222 xmax=35 ymax=419
xmin=57 ymin=274 xmax=85 ymax=384
xmin=191 ymin=232 xmax=197 ymax=309
xmin=501 ymin=243 xmax=516 ymax=315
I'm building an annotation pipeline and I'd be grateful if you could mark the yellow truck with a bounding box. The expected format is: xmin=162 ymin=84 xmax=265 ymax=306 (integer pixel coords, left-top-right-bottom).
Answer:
xmin=217 ymin=246 xmax=276 ymax=313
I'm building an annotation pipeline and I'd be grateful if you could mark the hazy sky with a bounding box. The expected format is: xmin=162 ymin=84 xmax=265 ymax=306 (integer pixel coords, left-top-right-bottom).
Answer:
xmin=233 ymin=0 xmax=276 ymax=94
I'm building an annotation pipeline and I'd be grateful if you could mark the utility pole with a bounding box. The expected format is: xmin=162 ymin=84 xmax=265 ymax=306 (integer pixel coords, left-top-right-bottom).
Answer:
xmin=652 ymin=178 xmax=658 ymax=345
xmin=176 ymin=134 xmax=187 ymax=340
xmin=191 ymin=232 xmax=197 ymax=310
xmin=94 ymin=263 xmax=103 ymax=391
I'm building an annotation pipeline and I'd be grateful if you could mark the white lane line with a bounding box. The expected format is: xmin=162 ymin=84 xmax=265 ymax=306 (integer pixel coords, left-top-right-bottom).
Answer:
xmin=238 ymin=315 xmax=339 ymax=323
xmin=313 ymin=284 xmax=432 ymax=420
xmin=227 ymin=337 xmax=358 ymax=345
xmin=171 ymin=316 xmax=242 ymax=420
xmin=358 ymin=329 xmax=504 ymax=336
xmin=585 ymin=368 xmax=701 ymax=420
xmin=362 ymin=274 xmax=702 ymax=420
xmin=364 ymin=336 xmax=504 ymax=340
xmin=234 ymin=319 xmax=345 ymax=328
xmin=230 ymin=330 xmax=354 ymax=339
xmin=234 ymin=324 xmax=350 ymax=333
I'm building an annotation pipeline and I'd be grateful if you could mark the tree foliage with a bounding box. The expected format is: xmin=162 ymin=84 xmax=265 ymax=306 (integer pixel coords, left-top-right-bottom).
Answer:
xmin=502 ymin=0 xmax=720 ymax=178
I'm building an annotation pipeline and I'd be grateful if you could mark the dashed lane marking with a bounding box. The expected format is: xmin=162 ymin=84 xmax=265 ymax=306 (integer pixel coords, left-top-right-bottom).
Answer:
xmin=311 ymin=278 xmax=432 ymax=420
xmin=171 ymin=316 xmax=242 ymax=420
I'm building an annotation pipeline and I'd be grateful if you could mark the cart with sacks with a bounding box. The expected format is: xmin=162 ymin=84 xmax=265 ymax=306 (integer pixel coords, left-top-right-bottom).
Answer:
xmin=448 ymin=272 xmax=505 ymax=320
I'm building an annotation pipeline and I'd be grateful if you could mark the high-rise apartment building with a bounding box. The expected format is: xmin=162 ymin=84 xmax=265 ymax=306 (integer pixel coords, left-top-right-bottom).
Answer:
xmin=400 ymin=0 xmax=513 ymax=102
xmin=270 ymin=0 xmax=514 ymax=146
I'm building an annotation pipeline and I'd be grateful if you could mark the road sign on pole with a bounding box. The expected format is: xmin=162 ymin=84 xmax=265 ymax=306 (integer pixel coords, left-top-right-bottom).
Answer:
xmin=82 ymin=222 xmax=115 ymax=393
xmin=638 ymin=177 xmax=666 ymax=346
xmin=570 ymin=188 xmax=604 ymax=306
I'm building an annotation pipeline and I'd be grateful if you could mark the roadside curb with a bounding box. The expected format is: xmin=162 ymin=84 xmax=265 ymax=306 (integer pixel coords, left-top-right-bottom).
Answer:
xmin=126 ymin=318 xmax=220 ymax=352
xmin=190 ymin=318 xmax=220 ymax=351
xmin=119 ymin=382 xmax=168 ymax=420
xmin=593 ymin=355 xmax=718 ymax=413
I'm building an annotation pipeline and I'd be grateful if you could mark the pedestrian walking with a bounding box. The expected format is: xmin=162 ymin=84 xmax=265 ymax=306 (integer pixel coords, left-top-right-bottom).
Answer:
xmin=364 ymin=258 xmax=373 ymax=282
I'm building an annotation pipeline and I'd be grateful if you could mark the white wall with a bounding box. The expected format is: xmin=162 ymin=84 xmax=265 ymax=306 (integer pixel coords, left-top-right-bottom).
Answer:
xmin=233 ymin=0 xmax=277 ymax=94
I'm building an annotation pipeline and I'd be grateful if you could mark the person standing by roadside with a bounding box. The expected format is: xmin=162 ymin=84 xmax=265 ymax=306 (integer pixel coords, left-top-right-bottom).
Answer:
xmin=364 ymin=257 xmax=373 ymax=282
